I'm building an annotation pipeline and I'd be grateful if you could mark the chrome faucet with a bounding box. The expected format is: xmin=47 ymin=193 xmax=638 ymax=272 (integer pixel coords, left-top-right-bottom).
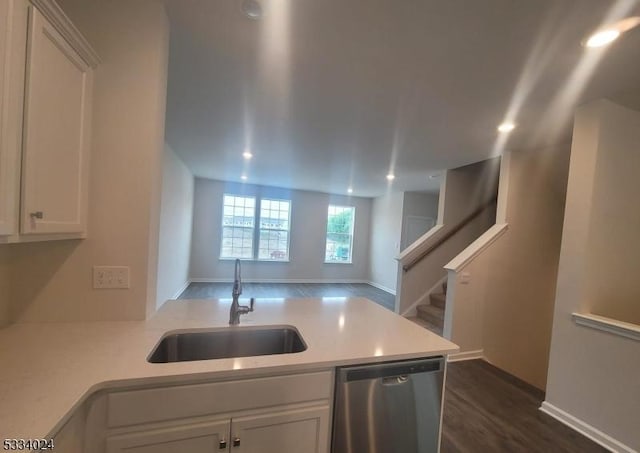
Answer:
xmin=229 ymin=259 xmax=254 ymax=325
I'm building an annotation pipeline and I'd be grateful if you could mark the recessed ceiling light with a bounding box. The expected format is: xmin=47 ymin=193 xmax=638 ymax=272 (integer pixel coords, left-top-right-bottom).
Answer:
xmin=242 ymin=151 xmax=253 ymax=160
xmin=583 ymin=17 xmax=640 ymax=48
xmin=240 ymin=174 xmax=248 ymax=181
xmin=497 ymin=122 xmax=516 ymax=133
xmin=386 ymin=174 xmax=395 ymax=181
xmin=585 ymin=29 xmax=620 ymax=48
xmin=347 ymin=187 xmax=353 ymax=194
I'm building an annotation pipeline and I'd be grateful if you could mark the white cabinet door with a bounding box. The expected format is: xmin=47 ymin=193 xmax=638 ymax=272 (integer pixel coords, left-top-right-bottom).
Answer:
xmin=20 ymin=5 xmax=91 ymax=235
xmin=0 ymin=0 xmax=22 ymax=236
xmin=0 ymin=0 xmax=13 ymax=236
xmin=231 ymin=406 xmax=330 ymax=453
xmin=106 ymin=419 xmax=231 ymax=453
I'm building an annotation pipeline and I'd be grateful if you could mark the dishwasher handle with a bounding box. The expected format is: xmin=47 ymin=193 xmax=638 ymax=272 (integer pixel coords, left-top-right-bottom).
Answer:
xmin=339 ymin=357 xmax=443 ymax=382
xmin=381 ymin=375 xmax=410 ymax=386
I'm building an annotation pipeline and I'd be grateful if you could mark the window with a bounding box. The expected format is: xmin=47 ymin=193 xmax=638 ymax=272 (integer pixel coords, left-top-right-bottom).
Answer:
xmin=221 ymin=195 xmax=256 ymax=259
xmin=258 ymin=199 xmax=291 ymax=261
xmin=325 ymin=205 xmax=355 ymax=263
xmin=220 ymin=194 xmax=291 ymax=261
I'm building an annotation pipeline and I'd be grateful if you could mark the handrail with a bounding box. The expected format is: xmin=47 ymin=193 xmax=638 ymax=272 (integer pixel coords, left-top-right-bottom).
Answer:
xmin=403 ymin=197 xmax=498 ymax=272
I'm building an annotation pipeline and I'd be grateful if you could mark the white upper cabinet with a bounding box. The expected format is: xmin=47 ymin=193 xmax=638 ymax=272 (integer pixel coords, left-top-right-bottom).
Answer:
xmin=0 ymin=0 xmax=23 ymax=236
xmin=0 ymin=0 xmax=13 ymax=235
xmin=20 ymin=2 xmax=98 ymax=235
xmin=0 ymin=0 xmax=98 ymax=241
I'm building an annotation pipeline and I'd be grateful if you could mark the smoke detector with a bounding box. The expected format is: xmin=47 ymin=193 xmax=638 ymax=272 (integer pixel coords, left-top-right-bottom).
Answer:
xmin=241 ymin=0 xmax=263 ymax=20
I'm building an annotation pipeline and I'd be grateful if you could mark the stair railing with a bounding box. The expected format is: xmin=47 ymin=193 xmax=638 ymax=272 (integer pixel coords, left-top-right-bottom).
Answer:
xmin=402 ymin=197 xmax=498 ymax=272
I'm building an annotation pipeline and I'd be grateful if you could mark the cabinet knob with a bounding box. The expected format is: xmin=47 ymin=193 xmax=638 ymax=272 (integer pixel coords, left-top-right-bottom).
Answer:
xmin=219 ymin=439 xmax=227 ymax=449
xmin=30 ymin=211 xmax=44 ymax=219
xmin=232 ymin=437 xmax=241 ymax=447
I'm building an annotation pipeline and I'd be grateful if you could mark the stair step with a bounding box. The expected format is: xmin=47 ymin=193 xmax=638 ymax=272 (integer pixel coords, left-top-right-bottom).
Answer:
xmin=416 ymin=304 xmax=444 ymax=327
xmin=430 ymin=292 xmax=446 ymax=309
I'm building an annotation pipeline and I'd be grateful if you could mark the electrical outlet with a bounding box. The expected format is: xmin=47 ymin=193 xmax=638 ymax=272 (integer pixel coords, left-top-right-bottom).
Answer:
xmin=93 ymin=266 xmax=130 ymax=289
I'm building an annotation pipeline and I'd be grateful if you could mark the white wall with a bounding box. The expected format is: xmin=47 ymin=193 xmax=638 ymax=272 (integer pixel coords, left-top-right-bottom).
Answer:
xmin=368 ymin=191 xmax=404 ymax=293
xmin=545 ymin=100 xmax=640 ymax=450
xmin=447 ymin=144 xmax=570 ymax=389
xmin=400 ymin=191 xmax=439 ymax=250
xmin=190 ymin=178 xmax=372 ymax=282
xmin=6 ymin=0 xmax=169 ymax=322
xmin=156 ymin=144 xmax=194 ymax=308
xmin=583 ymin=106 xmax=640 ymax=324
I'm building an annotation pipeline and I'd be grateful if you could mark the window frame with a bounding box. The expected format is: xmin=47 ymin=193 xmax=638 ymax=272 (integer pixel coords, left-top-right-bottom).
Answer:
xmin=257 ymin=197 xmax=292 ymax=262
xmin=219 ymin=193 xmax=292 ymax=262
xmin=219 ymin=194 xmax=257 ymax=260
xmin=324 ymin=204 xmax=356 ymax=264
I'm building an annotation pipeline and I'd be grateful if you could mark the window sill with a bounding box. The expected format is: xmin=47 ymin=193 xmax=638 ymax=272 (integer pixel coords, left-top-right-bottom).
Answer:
xmin=324 ymin=261 xmax=353 ymax=265
xmin=219 ymin=257 xmax=291 ymax=263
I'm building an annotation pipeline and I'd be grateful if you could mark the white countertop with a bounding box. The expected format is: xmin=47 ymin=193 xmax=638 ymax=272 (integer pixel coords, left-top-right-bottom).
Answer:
xmin=0 ymin=297 xmax=458 ymax=440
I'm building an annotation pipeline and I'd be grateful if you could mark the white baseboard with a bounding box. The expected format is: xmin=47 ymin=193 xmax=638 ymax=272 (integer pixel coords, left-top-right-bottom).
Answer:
xmin=366 ymin=281 xmax=396 ymax=295
xmin=539 ymin=402 xmax=636 ymax=453
xmin=447 ymin=349 xmax=484 ymax=362
xmin=189 ymin=278 xmax=370 ymax=284
xmin=171 ymin=281 xmax=190 ymax=300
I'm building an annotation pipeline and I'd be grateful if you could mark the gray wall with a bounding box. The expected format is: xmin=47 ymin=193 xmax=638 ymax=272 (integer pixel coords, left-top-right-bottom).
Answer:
xmin=401 ymin=191 xmax=439 ymax=250
xmin=368 ymin=191 xmax=404 ymax=293
xmin=190 ymin=178 xmax=372 ymax=282
xmin=156 ymin=144 xmax=194 ymax=308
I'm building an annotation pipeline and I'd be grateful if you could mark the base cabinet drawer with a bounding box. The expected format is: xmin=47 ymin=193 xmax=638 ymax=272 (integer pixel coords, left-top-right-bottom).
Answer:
xmin=107 ymin=371 xmax=332 ymax=428
xmin=106 ymin=419 xmax=231 ymax=453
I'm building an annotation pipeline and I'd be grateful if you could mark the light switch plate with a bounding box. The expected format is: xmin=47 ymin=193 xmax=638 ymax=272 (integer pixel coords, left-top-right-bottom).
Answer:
xmin=93 ymin=266 xmax=130 ymax=289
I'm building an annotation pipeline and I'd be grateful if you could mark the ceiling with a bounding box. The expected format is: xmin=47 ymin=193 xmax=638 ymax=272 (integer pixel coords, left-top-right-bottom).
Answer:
xmin=164 ymin=0 xmax=640 ymax=197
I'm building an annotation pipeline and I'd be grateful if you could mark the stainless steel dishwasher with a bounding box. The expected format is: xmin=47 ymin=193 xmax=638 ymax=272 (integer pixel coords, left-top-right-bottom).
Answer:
xmin=332 ymin=357 xmax=445 ymax=453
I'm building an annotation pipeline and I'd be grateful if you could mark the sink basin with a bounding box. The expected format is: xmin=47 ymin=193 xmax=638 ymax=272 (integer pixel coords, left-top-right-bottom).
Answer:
xmin=147 ymin=326 xmax=307 ymax=363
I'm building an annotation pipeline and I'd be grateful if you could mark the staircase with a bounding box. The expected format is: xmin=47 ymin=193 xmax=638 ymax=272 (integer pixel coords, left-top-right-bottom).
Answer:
xmin=408 ymin=282 xmax=447 ymax=335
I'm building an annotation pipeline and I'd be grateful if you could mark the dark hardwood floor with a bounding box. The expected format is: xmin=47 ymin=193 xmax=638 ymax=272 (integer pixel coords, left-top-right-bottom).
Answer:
xmin=179 ymin=282 xmax=396 ymax=311
xmin=442 ymin=360 xmax=606 ymax=453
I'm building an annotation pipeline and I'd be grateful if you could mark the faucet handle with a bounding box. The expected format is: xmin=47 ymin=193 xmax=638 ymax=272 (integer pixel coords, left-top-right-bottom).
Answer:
xmin=249 ymin=297 xmax=255 ymax=312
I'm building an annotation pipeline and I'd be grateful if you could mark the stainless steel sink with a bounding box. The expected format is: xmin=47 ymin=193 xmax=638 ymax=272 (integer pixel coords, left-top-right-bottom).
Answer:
xmin=147 ymin=326 xmax=307 ymax=363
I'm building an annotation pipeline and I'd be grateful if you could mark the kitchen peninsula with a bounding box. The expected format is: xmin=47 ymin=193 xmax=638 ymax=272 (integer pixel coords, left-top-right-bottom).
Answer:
xmin=0 ymin=297 xmax=458 ymax=452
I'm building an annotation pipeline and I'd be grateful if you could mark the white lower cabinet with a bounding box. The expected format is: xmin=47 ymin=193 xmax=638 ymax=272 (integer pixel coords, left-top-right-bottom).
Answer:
xmin=106 ymin=420 xmax=231 ymax=453
xmin=105 ymin=406 xmax=329 ymax=453
xmin=91 ymin=371 xmax=334 ymax=453
xmin=230 ymin=405 xmax=330 ymax=453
